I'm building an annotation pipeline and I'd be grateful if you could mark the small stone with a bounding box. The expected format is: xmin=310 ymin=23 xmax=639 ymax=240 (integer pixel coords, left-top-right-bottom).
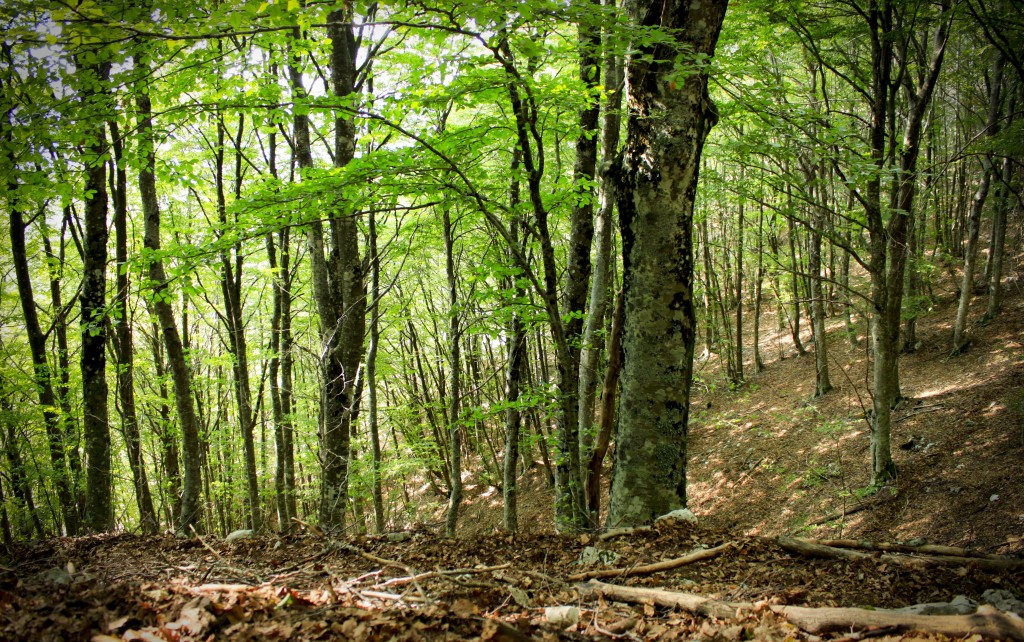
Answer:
xmin=578 ymin=546 xmax=619 ymax=566
xmin=545 ymin=606 xmax=580 ymax=628
xmin=225 ymin=529 xmax=254 ymax=542
xmin=655 ymin=508 xmax=698 ymax=525
xmin=990 ymin=494 xmax=1000 ymax=502
xmin=35 ymin=567 xmax=72 ymax=586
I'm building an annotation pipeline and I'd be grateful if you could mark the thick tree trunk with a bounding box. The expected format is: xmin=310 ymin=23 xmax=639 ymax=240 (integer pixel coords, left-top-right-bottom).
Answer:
xmin=607 ymin=0 xmax=728 ymax=527
xmin=315 ymin=10 xmax=367 ymax=530
xmin=80 ymin=78 xmax=113 ymax=533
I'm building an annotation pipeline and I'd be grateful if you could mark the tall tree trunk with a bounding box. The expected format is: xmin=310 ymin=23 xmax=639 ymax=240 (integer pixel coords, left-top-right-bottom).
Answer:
xmin=586 ymin=290 xmax=623 ymax=526
xmin=607 ymin=0 xmax=728 ymax=527
xmin=786 ymin=206 xmax=807 ymax=355
xmin=443 ymin=206 xmax=463 ymax=537
xmin=502 ymin=147 xmax=528 ymax=533
xmin=109 ymin=120 xmax=158 ymax=534
xmin=80 ymin=66 xmax=113 ymax=533
xmin=7 ymin=203 xmax=79 ymax=536
xmin=314 ymin=10 xmax=367 ymax=530
xmin=753 ymin=202 xmax=766 ymax=372
xmin=214 ymin=113 xmax=261 ymax=531
xmin=985 ymin=118 xmax=1015 ymax=320
xmin=808 ymin=200 xmax=833 ymax=396
xmin=366 ymin=209 xmax=386 ymax=534
xmin=733 ymin=165 xmax=745 ymax=384
xmin=137 ymin=61 xmax=204 ymax=534
xmin=866 ymin=0 xmax=950 ymax=486
xmin=580 ymin=4 xmax=622 ymax=525
xmin=953 ymin=53 xmax=1004 ymax=351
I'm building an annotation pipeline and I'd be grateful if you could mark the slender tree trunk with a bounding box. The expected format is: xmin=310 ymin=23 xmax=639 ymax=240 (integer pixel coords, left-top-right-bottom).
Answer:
xmin=985 ymin=137 xmax=1014 ymax=320
xmin=580 ymin=8 xmax=622 ymax=525
xmin=503 ymin=150 xmax=527 ymax=533
xmin=7 ymin=204 xmax=79 ymax=536
xmin=366 ymin=209 xmax=386 ymax=534
xmin=109 ymin=120 xmax=158 ymax=534
xmin=786 ymin=206 xmax=807 ymax=355
xmin=2 ymin=413 xmax=46 ymax=539
xmin=734 ymin=166 xmax=745 ymax=384
xmin=137 ymin=61 xmax=204 ymax=534
xmin=607 ymin=0 xmax=728 ymax=527
xmin=443 ymin=205 xmax=463 ymax=537
xmin=954 ymin=53 xmax=1004 ymax=350
xmin=214 ymin=113 xmax=261 ymax=531
xmin=586 ymin=290 xmax=623 ymax=526
xmin=808 ymin=200 xmax=833 ymax=396
xmin=753 ymin=202 xmax=766 ymax=372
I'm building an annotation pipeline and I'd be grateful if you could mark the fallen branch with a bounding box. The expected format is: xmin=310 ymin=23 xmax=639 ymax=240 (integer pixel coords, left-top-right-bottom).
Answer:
xmin=576 ymin=579 xmax=752 ymax=619
xmin=567 ymin=542 xmax=734 ymax=582
xmin=375 ymin=563 xmax=511 ymax=588
xmin=772 ymin=604 xmax=1024 ymax=641
xmin=779 ymin=536 xmax=1024 ymax=572
xmin=797 ymin=538 xmax=1013 ymax=561
xmin=579 ymin=580 xmax=1024 ymax=641
xmin=598 ymin=526 xmax=653 ymax=542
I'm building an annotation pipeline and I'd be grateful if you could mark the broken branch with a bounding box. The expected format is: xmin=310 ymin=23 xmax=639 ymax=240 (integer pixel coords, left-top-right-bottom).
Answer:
xmin=567 ymin=542 xmax=735 ymax=582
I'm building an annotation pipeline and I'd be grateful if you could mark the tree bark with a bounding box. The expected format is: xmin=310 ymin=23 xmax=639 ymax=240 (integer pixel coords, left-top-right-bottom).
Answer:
xmin=80 ymin=65 xmax=113 ymax=533
xmin=580 ymin=6 xmax=622 ymax=526
xmin=607 ymin=0 xmax=728 ymax=527
xmin=314 ymin=9 xmax=367 ymax=530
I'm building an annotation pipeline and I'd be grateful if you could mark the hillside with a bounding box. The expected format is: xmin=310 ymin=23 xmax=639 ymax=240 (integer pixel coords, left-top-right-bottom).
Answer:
xmin=458 ymin=250 xmax=1024 ymax=556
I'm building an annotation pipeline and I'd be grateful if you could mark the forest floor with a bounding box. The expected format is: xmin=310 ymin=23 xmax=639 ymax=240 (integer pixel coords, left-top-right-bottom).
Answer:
xmin=3 ymin=252 xmax=1023 ymax=641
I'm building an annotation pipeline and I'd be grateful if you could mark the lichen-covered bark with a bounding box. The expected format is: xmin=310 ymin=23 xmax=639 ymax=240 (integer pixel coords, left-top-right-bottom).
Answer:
xmin=81 ymin=69 xmax=112 ymax=533
xmin=316 ymin=9 xmax=367 ymax=530
xmin=607 ymin=0 xmax=728 ymax=527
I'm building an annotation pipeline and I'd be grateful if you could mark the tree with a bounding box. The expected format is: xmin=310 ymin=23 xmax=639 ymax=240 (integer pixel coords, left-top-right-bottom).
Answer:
xmin=607 ymin=0 xmax=729 ymax=526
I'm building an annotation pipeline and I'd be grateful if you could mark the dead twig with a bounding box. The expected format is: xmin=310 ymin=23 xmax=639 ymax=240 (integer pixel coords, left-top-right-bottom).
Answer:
xmin=567 ymin=542 xmax=734 ymax=582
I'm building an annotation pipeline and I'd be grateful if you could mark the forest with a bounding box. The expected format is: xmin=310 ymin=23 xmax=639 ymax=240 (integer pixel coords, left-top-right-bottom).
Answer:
xmin=1 ymin=0 xmax=1023 ymax=640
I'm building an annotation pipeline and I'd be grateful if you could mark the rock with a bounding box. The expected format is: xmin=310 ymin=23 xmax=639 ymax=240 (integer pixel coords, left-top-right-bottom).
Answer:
xmin=982 ymin=589 xmax=1024 ymax=616
xmin=578 ymin=546 xmax=619 ymax=566
xmin=34 ymin=567 xmax=72 ymax=586
xmin=893 ymin=595 xmax=976 ymax=616
xmin=225 ymin=529 xmax=254 ymax=543
xmin=386 ymin=531 xmax=412 ymax=542
xmin=545 ymin=606 xmax=580 ymax=628
xmin=655 ymin=508 xmax=697 ymax=525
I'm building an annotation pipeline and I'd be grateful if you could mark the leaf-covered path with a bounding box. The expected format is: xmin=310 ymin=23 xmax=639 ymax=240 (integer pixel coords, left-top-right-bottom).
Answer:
xmin=4 ymin=521 xmax=1022 ymax=641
